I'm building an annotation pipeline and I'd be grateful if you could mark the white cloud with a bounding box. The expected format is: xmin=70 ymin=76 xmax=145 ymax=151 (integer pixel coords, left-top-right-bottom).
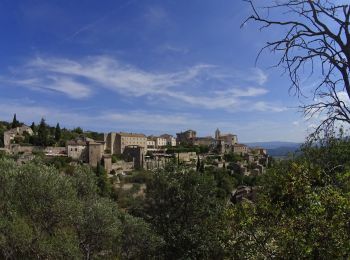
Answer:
xmin=144 ymin=6 xmax=169 ymax=25
xmin=1 ymin=55 xmax=282 ymax=112
xmin=0 ymin=98 xmax=304 ymax=142
xmin=250 ymin=101 xmax=287 ymax=112
xmin=251 ymin=68 xmax=268 ymax=85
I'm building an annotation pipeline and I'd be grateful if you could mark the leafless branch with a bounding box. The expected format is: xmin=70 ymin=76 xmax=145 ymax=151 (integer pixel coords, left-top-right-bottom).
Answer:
xmin=244 ymin=0 xmax=350 ymax=135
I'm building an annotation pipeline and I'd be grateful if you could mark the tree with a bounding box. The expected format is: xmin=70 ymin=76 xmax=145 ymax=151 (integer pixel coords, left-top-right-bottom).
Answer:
xmin=11 ymin=114 xmax=20 ymax=128
xmin=141 ymin=164 xmax=229 ymax=259
xmin=245 ymin=0 xmax=350 ymax=134
xmin=228 ymin=134 xmax=350 ymax=258
xmin=37 ymin=118 xmax=48 ymax=146
xmin=30 ymin=122 xmax=36 ymax=132
xmin=54 ymin=123 xmax=61 ymax=142
xmin=0 ymin=158 xmax=163 ymax=259
xmin=95 ymin=162 xmax=111 ymax=197
xmin=73 ymin=127 xmax=83 ymax=135
xmin=196 ymin=155 xmax=201 ymax=172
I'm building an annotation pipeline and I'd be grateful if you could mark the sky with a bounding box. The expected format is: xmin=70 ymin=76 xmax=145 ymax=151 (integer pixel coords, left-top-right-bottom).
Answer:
xmin=0 ymin=0 xmax=315 ymax=142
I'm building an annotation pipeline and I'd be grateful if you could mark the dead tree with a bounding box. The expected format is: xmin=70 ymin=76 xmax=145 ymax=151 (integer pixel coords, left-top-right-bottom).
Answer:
xmin=244 ymin=0 xmax=350 ymax=135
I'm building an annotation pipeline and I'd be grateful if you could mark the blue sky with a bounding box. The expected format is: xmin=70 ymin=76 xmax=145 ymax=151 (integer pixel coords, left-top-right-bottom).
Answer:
xmin=0 ymin=0 xmax=313 ymax=142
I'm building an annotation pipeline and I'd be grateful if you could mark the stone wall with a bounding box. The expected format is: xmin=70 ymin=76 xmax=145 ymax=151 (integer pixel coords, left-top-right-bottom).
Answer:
xmin=10 ymin=145 xmax=66 ymax=155
xmin=89 ymin=143 xmax=104 ymax=167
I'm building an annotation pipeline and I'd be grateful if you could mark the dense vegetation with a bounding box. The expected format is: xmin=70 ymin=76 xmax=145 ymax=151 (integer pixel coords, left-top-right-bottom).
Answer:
xmin=2 ymin=118 xmax=350 ymax=258
xmin=0 ymin=157 xmax=162 ymax=259
xmin=0 ymin=115 xmax=103 ymax=148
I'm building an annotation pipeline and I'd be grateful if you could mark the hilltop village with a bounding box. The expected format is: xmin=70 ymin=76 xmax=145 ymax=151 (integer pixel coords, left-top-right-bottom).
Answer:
xmin=1 ymin=117 xmax=269 ymax=181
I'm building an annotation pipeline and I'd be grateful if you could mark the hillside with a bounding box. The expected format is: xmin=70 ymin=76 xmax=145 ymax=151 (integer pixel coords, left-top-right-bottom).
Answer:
xmin=245 ymin=141 xmax=301 ymax=157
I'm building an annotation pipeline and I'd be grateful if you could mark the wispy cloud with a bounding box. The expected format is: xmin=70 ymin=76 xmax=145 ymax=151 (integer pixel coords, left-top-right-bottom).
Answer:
xmin=0 ymin=98 xmax=303 ymax=142
xmin=144 ymin=6 xmax=169 ymax=25
xmin=0 ymin=55 xmax=282 ymax=112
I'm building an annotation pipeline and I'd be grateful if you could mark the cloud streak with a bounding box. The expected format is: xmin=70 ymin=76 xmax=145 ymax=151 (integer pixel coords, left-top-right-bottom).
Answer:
xmin=0 ymin=55 xmax=284 ymax=112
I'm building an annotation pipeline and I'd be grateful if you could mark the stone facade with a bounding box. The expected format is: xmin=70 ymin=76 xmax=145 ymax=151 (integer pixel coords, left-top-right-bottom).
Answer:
xmin=177 ymin=152 xmax=197 ymax=162
xmin=88 ymin=141 xmax=104 ymax=167
xmin=67 ymin=139 xmax=89 ymax=162
xmin=233 ymin=144 xmax=248 ymax=155
xmin=103 ymin=155 xmax=112 ymax=174
xmin=176 ymin=130 xmax=197 ymax=145
xmin=146 ymin=140 xmax=156 ymax=149
xmin=123 ymin=145 xmax=145 ymax=169
xmin=104 ymin=132 xmax=147 ymax=155
xmin=4 ymin=125 xmax=34 ymax=148
xmin=193 ymin=137 xmax=215 ymax=146
xmin=215 ymin=128 xmax=238 ymax=145
xmin=160 ymin=134 xmax=176 ymax=146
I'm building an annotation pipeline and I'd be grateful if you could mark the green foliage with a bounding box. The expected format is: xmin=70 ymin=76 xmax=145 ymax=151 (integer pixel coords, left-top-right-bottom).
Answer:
xmin=85 ymin=131 xmax=104 ymax=141
xmin=54 ymin=123 xmax=61 ymax=142
xmin=111 ymin=153 xmax=123 ymax=163
xmin=140 ymin=164 xmax=229 ymax=259
xmin=224 ymin=152 xmax=243 ymax=163
xmin=228 ymin=138 xmax=350 ymax=259
xmin=37 ymin=118 xmax=49 ymax=146
xmin=166 ymin=144 xmax=209 ymax=154
xmin=209 ymin=168 xmax=236 ymax=199
xmin=11 ymin=114 xmax=20 ymax=128
xmin=122 ymin=170 xmax=152 ymax=184
xmin=119 ymin=213 xmax=164 ymax=259
xmin=72 ymin=127 xmax=83 ymax=134
xmin=0 ymin=158 xmax=162 ymax=259
xmin=95 ymin=162 xmax=112 ymax=197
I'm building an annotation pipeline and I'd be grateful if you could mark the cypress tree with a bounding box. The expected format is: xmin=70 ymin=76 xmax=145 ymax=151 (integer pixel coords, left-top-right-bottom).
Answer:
xmin=11 ymin=114 xmax=19 ymax=128
xmin=196 ymin=156 xmax=200 ymax=172
xmin=30 ymin=122 xmax=36 ymax=132
xmin=37 ymin=118 xmax=48 ymax=146
xmin=55 ymin=123 xmax=61 ymax=142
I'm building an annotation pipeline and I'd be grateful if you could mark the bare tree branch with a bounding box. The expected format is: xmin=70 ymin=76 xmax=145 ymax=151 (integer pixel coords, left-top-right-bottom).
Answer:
xmin=244 ymin=0 xmax=350 ymax=135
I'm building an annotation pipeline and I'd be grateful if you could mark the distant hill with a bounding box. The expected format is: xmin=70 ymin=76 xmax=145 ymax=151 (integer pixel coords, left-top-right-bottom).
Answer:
xmin=245 ymin=141 xmax=302 ymax=157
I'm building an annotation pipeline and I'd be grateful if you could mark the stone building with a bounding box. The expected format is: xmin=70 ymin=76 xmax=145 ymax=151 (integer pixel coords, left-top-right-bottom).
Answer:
xmin=66 ymin=137 xmax=106 ymax=169
xmin=233 ymin=144 xmax=249 ymax=155
xmin=250 ymin=147 xmax=267 ymax=156
xmin=154 ymin=137 xmax=167 ymax=148
xmin=67 ymin=138 xmax=89 ymax=161
xmin=88 ymin=141 xmax=104 ymax=167
xmin=193 ymin=136 xmax=215 ymax=146
xmin=104 ymin=132 xmax=147 ymax=155
xmin=147 ymin=136 xmax=167 ymax=148
xmin=123 ymin=145 xmax=145 ymax=169
xmin=160 ymin=134 xmax=176 ymax=146
xmin=215 ymin=128 xmax=238 ymax=145
xmin=4 ymin=125 xmax=33 ymax=148
xmin=176 ymin=129 xmax=197 ymax=145
xmin=146 ymin=139 xmax=156 ymax=150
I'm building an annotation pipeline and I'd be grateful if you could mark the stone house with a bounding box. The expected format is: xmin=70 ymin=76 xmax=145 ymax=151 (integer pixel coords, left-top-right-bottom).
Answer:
xmin=4 ymin=125 xmax=33 ymax=148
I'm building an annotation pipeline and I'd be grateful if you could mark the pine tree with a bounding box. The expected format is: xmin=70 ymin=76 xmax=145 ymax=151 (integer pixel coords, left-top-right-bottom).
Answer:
xmin=37 ymin=118 xmax=48 ymax=146
xmin=54 ymin=123 xmax=61 ymax=142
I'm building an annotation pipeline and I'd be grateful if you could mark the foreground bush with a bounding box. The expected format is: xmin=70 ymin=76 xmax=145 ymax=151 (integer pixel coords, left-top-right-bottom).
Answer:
xmin=0 ymin=158 xmax=162 ymax=259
